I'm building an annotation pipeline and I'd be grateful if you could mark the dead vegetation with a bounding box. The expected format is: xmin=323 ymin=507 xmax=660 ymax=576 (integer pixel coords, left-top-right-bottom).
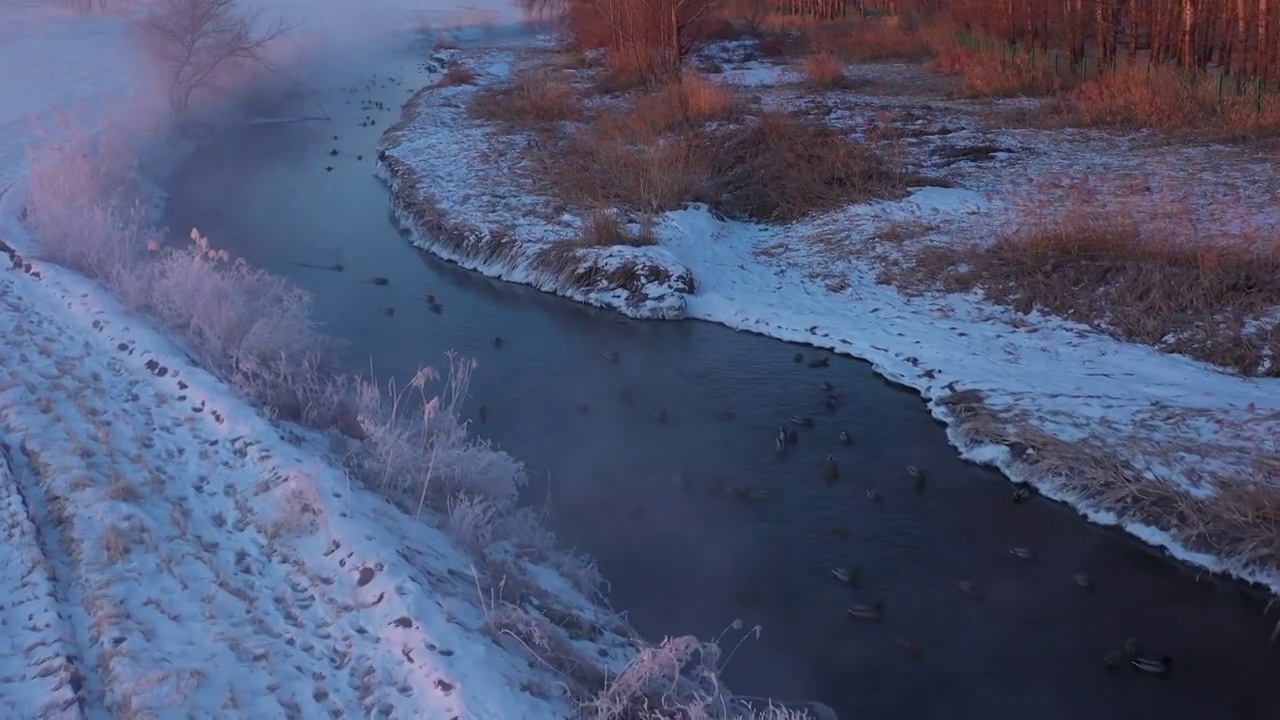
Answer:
xmin=468 ymin=68 xmax=582 ymax=125
xmin=437 ymin=63 xmax=478 ymax=87
xmin=893 ymin=181 xmax=1280 ymax=377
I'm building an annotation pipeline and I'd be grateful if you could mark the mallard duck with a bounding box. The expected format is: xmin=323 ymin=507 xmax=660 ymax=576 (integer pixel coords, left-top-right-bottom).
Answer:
xmin=866 ymin=488 xmax=883 ymax=504
xmin=651 ymin=409 xmax=668 ymax=423
xmin=787 ymin=427 xmax=799 ymax=444
xmin=790 ymin=415 xmax=814 ymax=428
xmin=808 ymin=357 xmax=830 ymax=368
xmin=775 ymin=427 xmax=789 ymax=454
xmin=734 ymin=485 xmax=769 ymax=502
xmin=793 ymin=352 xmax=804 ymax=363
xmin=821 ymin=381 xmax=834 ymax=392
xmin=477 ymin=405 xmax=488 ymax=424
xmin=822 ymin=456 xmax=839 ymax=483
xmin=424 ymin=294 xmax=437 ymax=304
xmin=1130 ymin=655 xmax=1172 ymax=677
xmin=603 ymin=351 xmax=620 ymax=363
xmin=825 ymin=394 xmax=839 ymax=411
xmin=897 ymin=639 xmax=923 ymax=658
xmin=1012 ymin=486 xmax=1031 ymax=504
xmin=847 ymin=601 xmax=883 ymax=622
xmin=908 ymin=466 xmax=926 ymax=492
xmin=1008 ymin=546 xmax=1036 ymax=561
xmin=956 ymin=581 xmax=983 ymax=600
xmin=831 ymin=567 xmax=860 ymax=585
xmin=370 ymin=276 xmax=389 ymax=286
xmin=382 ymin=306 xmax=395 ymax=317
xmin=1073 ymin=573 xmax=1094 ymax=591
xmin=838 ymin=431 xmax=851 ymax=445
xmin=492 ymin=335 xmax=504 ymax=348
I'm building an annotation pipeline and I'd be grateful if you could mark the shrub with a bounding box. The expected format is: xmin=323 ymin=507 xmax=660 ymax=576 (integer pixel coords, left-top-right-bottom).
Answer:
xmin=437 ymin=63 xmax=479 ymax=87
xmin=629 ymin=74 xmax=740 ymax=135
xmin=929 ymin=45 xmax=1064 ymax=97
xmin=799 ymin=52 xmax=846 ymax=89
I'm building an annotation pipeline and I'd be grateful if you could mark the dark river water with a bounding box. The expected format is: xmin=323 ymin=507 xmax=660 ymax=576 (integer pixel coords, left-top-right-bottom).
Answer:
xmin=160 ymin=38 xmax=1279 ymax=720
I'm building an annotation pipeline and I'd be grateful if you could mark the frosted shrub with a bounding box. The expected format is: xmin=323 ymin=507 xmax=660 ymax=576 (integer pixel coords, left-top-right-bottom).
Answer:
xmin=446 ymin=493 xmax=498 ymax=550
xmin=146 ymin=229 xmax=345 ymax=423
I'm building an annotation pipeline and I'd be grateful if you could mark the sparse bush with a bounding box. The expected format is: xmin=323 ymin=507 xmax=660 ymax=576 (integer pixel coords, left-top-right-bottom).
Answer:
xmin=799 ymin=52 xmax=846 ymax=89
xmin=629 ymin=74 xmax=739 ymax=134
xmin=135 ymin=0 xmax=291 ymax=113
xmin=709 ymin=112 xmax=907 ymax=221
xmin=929 ymin=45 xmax=1064 ymax=97
xmin=577 ymin=211 xmax=657 ymax=247
xmin=438 ymin=63 xmax=479 ymax=87
xmin=469 ymin=69 xmax=582 ymax=125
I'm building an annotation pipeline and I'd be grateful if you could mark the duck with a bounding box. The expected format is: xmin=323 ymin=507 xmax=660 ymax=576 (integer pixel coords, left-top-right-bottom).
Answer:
xmin=956 ymin=581 xmax=983 ymax=600
xmin=492 ymin=336 xmax=504 ymax=348
xmin=1008 ymin=546 xmax=1036 ymax=561
xmin=808 ymin=357 xmax=830 ymax=368
xmin=827 ymin=520 xmax=851 ymax=540
xmin=370 ymin=276 xmax=389 ymax=286
xmin=1073 ymin=573 xmax=1094 ymax=591
xmin=775 ymin=427 xmax=789 ymax=454
xmin=822 ymin=456 xmax=839 ymax=483
xmin=793 ymin=352 xmax=804 ymax=363
xmin=382 ymin=306 xmax=395 ymax=317
xmin=717 ymin=409 xmax=734 ymax=421
xmin=838 ymin=431 xmax=851 ymax=445
xmin=866 ymin=488 xmax=883 ymax=504
xmin=734 ymin=485 xmax=769 ymax=502
xmin=1130 ymin=655 xmax=1172 ymax=677
xmin=1012 ymin=486 xmax=1032 ymax=504
xmin=825 ymin=394 xmax=839 ymax=411
xmin=477 ymin=405 xmax=488 ymax=424
xmin=847 ymin=601 xmax=883 ymax=622
xmin=821 ymin=381 xmax=834 ymax=392
xmin=790 ymin=415 xmax=814 ymax=428
xmin=603 ymin=351 xmax=620 ymax=363
xmin=786 ymin=427 xmax=799 ymax=445
xmin=907 ymin=466 xmax=926 ymax=492
xmin=831 ymin=567 xmax=860 ymax=585
xmin=651 ymin=409 xmax=668 ymax=423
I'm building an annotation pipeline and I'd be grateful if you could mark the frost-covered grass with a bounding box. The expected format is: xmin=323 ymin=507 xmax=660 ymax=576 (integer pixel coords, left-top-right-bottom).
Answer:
xmin=0 ymin=1 xmax=831 ymax=717
xmin=378 ymin=35 xmax=1280 ymax=597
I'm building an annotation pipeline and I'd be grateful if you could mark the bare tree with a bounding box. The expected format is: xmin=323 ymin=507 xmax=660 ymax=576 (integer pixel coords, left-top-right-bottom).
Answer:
xmin=136 ymin=0 xmax=292 ymax=114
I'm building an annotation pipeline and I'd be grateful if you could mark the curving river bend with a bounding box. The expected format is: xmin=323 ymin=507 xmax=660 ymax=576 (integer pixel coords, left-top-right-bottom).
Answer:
xmin=161 ymin=31 xmax=1280 ymax=720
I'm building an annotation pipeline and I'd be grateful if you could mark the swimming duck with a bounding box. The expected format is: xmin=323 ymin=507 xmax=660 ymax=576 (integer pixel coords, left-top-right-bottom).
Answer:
xmin=821 ymin=381 xmax=835 ymax=392
xmin=827 ymin=520 xmax=851 ymax=540
xmin=492 ymin=335 xmax=504 ymax=348
xmin=790 ymin=415 xmax=814 ymax=428
xmin=831 ymin=567 xmax=860 ymax=585
xmin=1012 ymin=486 xmax=1032 ymax=504
xmin=651 ymin=409 xmax=668 ymax=423
xmin=1008 ymin=546 xmax=1036 ymax=561
xmin=603 ymin=351 xmax=620 ymax=363
xmin=866 ymin=488 xmax=883 ymax=504
xmin=838 ymin=431 xmax=851 ymax=445
xmin=382 ymin=306 xmax=395 ymax=317
xmin=956 ymin=581 xmax=983 ymax=600
xmin=1073 ymin=573 xmax=1094 ymax=591
xmin=808 ymin=357 xmax=830 ymax=368
xmin=370 ymin=276 xmax=389 ymax=286
xmin=907 ymin=466 xmax=926 ymax=492
xmin=477 ymin=405 xmax=488 ymax=424
xmin=1130 ymin=655 xmax=1172 ymax=677
xmin=775 ymin=427 xmax=789 ymax=454
xmin=825 ymin=394 xmax=839 ymax=411
xmin=717 ymin=409 xmax=734 ymax=421
xmin=822 ymin=456 xmax=839 ymax=483
xmin=793 ymin=352 xmax=804 ymax=363
xmin=734 ymin=485 xmax=769 ymax=502
xmin=787 ymin=427 xmax=799 ymax=444
xmin=847 ymin=601 xmax=883 ymax=622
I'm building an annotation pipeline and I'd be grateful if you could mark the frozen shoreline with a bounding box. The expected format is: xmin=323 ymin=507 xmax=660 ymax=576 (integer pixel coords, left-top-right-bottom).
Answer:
xmin=379 ymin=42 xmax=1280 ymax=596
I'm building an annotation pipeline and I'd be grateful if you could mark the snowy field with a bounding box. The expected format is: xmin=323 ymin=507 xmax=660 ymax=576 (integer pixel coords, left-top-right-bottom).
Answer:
xmin=378 ymin=41 xmax=1280 ymax=595
xmin=0 ymin=1 xmax=831 ymax=718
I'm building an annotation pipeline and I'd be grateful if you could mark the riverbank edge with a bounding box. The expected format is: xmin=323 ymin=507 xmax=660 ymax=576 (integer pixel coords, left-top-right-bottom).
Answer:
xmin=375 ymin=83 xmax=698 ymax=321
xmin=376 ymin=45 xmax=1280 ymax=602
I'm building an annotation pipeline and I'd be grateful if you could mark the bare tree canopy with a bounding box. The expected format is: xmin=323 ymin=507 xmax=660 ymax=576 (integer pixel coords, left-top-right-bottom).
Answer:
xmin=136 ymin=0 xmax=292 ymax=113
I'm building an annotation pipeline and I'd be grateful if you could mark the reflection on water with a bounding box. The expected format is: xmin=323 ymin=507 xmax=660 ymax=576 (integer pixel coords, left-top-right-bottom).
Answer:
xmin=161 ymin=52 xmax=1280 ymax=720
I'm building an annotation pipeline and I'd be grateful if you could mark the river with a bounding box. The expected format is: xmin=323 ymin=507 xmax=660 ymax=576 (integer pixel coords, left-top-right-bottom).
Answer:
xmin=160 ymin=30 xmax=1280 ymax=720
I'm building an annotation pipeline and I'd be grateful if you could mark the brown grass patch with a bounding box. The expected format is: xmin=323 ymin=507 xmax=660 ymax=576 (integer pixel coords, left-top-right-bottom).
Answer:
xmin=755 ymin=16 xmax=939 ymax=62
xmin=1061 ymin=64 xmax=1280 ymax=136
xmin=929 ymin=45 xmax=1065 ymax=97
xmin=469 ymin=69 xmax=581 ymax=126
xmin=709 ymin=112 xmax=909 ymax=222
xmin=577 ymin=211 xmax=657 ymax=247
xmin=898 ymin=183 xmax=1280 ymax=376
xmin=629 ymin=74 xmax=740 ymax=135
xmin=799 ymin=52 xmax=848 ymax=89
xmin=437 ymin=63 xmax=478 ymax=87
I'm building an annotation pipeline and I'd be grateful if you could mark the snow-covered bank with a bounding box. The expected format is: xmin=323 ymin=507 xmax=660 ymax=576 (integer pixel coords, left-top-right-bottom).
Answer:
xmin=380 ymin=41 xmax=1280 ymax=596
xmin=377 ymin=50 xmax=697 ymax=320
xmin=1 ymin=3 xmax=832 ymax=717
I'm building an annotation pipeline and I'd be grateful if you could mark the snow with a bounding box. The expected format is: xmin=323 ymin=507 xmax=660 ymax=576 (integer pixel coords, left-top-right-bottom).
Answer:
xmin=0 ymin=1 xmax=763 ymax=718
xmin=379 ymin=42 xmax=1280 ymax=595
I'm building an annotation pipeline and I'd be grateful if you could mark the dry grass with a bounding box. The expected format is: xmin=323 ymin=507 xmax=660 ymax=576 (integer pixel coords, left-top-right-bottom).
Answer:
xmin=629 ymin=74 xmax=740 ymax=135
xmin=1061 ymin=63 xmax=1280 ymax=136
xmin=708 ymin=111 xmax=909 ymax=222
xmin=437 ymin=63 xmax=478 ymax=87
xmin=758 ymin=15 xmax=939 ymax=62
xmin=896 ymin=182 xmax=1280 ymax=376
xmin=577 ymin=211 xmax=657 ymax=247
xmin=929 ymin=45 xmax=1066 ymax=97
xmin=469 ymin=68 xmax=582 ymax=126
xmin=798 ymin=52 xmax=848 ymax=89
